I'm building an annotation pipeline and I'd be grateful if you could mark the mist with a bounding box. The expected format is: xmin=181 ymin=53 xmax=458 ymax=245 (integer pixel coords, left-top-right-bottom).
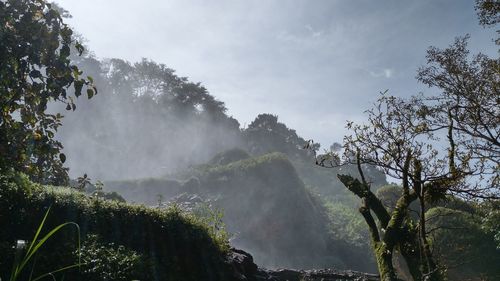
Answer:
xmin=55 ymin=56 xmax=244 ymax=180
xmin=48 ymin=52 xmax=389 ymax=271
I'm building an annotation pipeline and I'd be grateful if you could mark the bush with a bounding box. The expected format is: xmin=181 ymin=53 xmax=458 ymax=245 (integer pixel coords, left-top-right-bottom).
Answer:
xmin=78 ymin=235 xmax=152 ymax=281
xmin=0 ymin=171 xmax=234 ymax=281
xmin=427 ymin=207 xmax=500 ymax=280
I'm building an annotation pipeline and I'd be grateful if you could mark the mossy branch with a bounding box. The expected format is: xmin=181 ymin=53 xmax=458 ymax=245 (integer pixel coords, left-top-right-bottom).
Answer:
xmin=384 ymin=191 xmax=418 ymax=248
xmin=337 ymin=174 xmax=391 ymax=228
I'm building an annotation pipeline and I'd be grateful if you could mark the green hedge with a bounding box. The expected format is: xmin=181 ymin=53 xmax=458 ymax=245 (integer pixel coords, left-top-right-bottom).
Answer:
xmin=0 ymin=172 xmax=233 ymax=281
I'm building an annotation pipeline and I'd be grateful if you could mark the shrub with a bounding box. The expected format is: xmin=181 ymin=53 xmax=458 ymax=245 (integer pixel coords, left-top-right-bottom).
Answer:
xmin=0 ymin=172 xmax=234 ymax=281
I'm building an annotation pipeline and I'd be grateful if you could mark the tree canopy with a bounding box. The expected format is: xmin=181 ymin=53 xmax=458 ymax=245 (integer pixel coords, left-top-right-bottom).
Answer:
xmin=0 ymin=0 xmax=95 ymax=184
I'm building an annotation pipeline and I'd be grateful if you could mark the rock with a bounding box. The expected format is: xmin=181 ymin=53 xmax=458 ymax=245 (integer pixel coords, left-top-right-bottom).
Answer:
xmin=264 ymin=268 xmax=379 ymax=281
xmin=226 ymin=248 xmax=258 ymax=280
xmin=225 ymin=248 xmax=379 ymax=281
xmin=300 ymin=268 xmax=379 ymax=281
xmin=267 ymin=269 xmax=303 ymax=281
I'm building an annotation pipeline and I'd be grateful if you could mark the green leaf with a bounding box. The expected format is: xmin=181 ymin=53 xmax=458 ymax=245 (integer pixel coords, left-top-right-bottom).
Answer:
xmin=59 ymin=153 xmax=66 ymax=163
xmin=75 ymin=42 xmax=84 ymax=56
xmin=87 ymin=88 xmax=94 ymax=99
xmin=60 ymin=45 xmax=70 ymax=58
xmin=74 ymin=80 xmax=83 ymax=97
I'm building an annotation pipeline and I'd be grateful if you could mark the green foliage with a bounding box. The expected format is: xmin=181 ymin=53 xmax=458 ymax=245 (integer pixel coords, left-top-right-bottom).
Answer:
xmin=76 ymin=174 xmax=91 ymax=191
xmin=243 ymin=114 xmax=317 ymax=161
xmin=426 ymin=206 xmax=500 ymax=280
xmin=323 ymin=200 xmax=370 ymax=249
xmin=0 ymin=0 xmax=95 ymax=185
xmin=208 ymin=148 xmax=250 ymax=166
xmin=9 ymin=207 xmax=81 ymax=281
xmin=0 ymin=171 xmax=234 ymax=281
xmin=191 ymin=203 xmax=231 ymax=253
xmin=201 ymin=152 xmax=292 ymax=175
xmin=375 ymin=184 xmax=403 ymax=211
xmin=77 ymin=235 xmax=152 ymax=281
xmin=481 ymin=201 xmax=500 ymax=249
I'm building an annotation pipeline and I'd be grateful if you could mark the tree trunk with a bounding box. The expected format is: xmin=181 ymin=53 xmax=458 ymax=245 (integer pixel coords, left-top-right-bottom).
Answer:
xmin=398 ymin=234 xmax=423 ymax=281
xmin=419 ymin=197 xmax=444 ymax=281
xmin=373 ymin=242 xmax=398 ymax=281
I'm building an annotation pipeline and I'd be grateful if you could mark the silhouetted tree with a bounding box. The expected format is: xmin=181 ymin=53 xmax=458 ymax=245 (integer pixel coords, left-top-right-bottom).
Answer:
xmin=244 ymin=114 xmax=317 ymax=160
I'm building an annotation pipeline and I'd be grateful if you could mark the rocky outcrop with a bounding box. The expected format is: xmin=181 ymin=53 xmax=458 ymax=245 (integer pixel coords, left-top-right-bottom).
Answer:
xmin=225 ymin=248 xmax=379 ymax=281
xmin=266 ymin=269 xmax=379 ymax=281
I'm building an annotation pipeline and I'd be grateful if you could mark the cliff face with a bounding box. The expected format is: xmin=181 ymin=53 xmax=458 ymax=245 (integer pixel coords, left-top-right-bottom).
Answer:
xmin=106 ymin=151 xmax=375 ymax=271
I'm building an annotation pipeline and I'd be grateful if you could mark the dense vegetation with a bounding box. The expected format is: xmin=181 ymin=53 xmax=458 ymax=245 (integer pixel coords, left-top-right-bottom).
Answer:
xmin=0 ymin=0 xmax=96 ymax=185
xmin=0 ymin=171 xmax=233 ymax=281
xmin=0 ymin=0 xmax=498 ymax=280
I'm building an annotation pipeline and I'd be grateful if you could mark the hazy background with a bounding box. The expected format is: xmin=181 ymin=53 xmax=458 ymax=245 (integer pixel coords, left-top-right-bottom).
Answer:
xmin=54 ymin=0 xmax=497 ymax=147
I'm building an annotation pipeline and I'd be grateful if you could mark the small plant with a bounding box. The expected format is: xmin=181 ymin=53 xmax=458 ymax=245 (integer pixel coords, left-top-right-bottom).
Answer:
xmin=92 ymin=180 xmax=105 ymax=201
xmin=76 ymin=235 xmax=151 ymax=281
xmin=192 ymin=203 xmax=231 ymax=252
xmin=9 ymin=207 xmax=81 ymax=281
xmin=76 ymin=174 xmax=91 ymax=191
xmin=156 ymin=194 xmax=164 ymax=208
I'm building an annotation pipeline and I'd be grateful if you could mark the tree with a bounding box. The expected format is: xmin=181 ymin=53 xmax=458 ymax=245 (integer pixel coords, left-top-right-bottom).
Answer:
xmin=315 ymin=4 xmax=499 ymax=280
xmin=333 ymin=94 xmax=449 ymax=281
xmin=244 ymin=114 xmax=318 ymax=160
xmin=0 ymin=0 xmax=95 ymax=184
xmin=475 ymin=0 xmax=500 ymax=44
xmin=416 ymin=36 xmax=499 ymax=194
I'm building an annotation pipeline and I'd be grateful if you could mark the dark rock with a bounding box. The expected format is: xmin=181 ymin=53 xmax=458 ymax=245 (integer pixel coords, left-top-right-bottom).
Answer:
xmin=301 ymin=268 xmax=379 ymax=281
xmin=226 ymin=248 xmax=258 ymax=280
xmin=267 ymin=269 xmax=303 ymax=281
xmin=263 ymin=268 xmax=379 ymax=281
xmin=225 ymin=248 xmax=379 ymax=281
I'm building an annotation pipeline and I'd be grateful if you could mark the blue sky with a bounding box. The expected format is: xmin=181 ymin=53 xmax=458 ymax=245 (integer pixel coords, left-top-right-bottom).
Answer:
xmin=55 ymin=0 xmax=497 ymax=148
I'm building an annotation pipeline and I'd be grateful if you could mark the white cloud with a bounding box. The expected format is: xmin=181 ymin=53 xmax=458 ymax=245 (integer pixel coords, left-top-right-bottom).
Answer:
xmin=369 ymin=68 xmax=394 ymax=78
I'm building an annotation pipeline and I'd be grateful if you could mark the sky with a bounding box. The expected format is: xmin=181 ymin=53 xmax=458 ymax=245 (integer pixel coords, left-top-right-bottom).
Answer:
xmin=54 ymin=0 xmax=497 ymax=148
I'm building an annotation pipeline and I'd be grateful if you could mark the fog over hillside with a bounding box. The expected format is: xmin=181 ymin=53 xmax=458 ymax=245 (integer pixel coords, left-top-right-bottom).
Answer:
xmin=49 ymin=52 xmax=389 ymax=271
xmin=55 ymin=56 xmax=244 ymax=180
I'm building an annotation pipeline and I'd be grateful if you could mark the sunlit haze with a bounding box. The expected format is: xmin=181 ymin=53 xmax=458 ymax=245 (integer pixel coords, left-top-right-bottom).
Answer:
xmin=54 ymin=0 xmax=497 ymax=147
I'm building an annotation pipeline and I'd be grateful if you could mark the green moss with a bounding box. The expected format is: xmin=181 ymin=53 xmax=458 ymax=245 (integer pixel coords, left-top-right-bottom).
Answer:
xmin=0 ymin=172 xmax=233 ymax=281
xmin=374 ymin=242 xmax=397 ymax=281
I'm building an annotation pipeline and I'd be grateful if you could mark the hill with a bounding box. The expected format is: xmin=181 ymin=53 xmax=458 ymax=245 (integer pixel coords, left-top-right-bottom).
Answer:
xmin=105 ymin=151 xmax=376 ymax=271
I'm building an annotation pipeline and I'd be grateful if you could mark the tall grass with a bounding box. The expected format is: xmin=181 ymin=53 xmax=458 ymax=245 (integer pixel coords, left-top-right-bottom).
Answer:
xmin=9 ymin=207 xmax=81 ymax=281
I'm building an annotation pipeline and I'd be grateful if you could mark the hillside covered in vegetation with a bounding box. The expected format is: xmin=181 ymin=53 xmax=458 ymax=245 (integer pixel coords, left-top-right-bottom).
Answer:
xmin=105 ymin=151 xmax=377 ymax=271
xmin=0 ymin=1 xmax=498 ymax=281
